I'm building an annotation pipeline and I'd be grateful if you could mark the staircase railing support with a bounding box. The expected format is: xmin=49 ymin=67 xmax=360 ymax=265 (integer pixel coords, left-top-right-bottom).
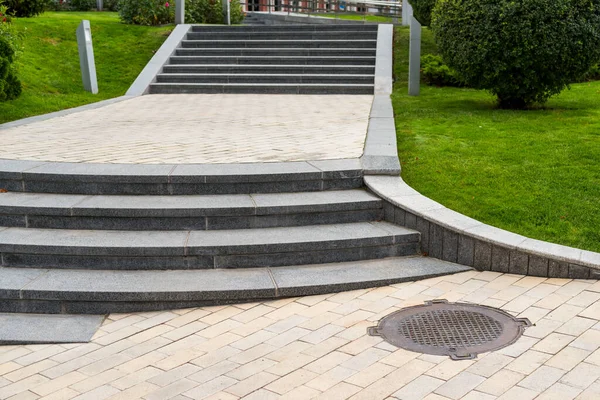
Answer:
xmin=176 ymin=0 xmax=185 ymax=24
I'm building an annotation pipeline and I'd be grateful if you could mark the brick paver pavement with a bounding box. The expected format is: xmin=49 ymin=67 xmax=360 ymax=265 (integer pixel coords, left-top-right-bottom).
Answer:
xmin=0 ymin=95 xmax=372 ymax=164
xmin=1 ymin=271 xmax=600 ymax=399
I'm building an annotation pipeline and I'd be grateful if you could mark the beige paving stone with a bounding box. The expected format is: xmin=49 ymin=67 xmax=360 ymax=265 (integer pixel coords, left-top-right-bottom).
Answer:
xmin=569 ymin=329 xmax=600 ymax=351
xmin=495 ymin=336 xmax=538 ymax=357
xmin=306 ymin=366 xmax=356 ymax=391
xmin=148 ymin=364 xmax=202 ymax=387
xmin=264 ymin=368 xmax=318 ymax=395
xmin=225 ymin=358 xmax=277 ymax=381
xmin=15 ymin=348 xmax=66 ymax=368
xmin=555 ymin=317 xmax=596 ymax=337
xmin=475 ymin=369 xmax=525 ymax=396
xmin=224 ymin=371 xmax=278 ymax=397
xmin=460 ymin=392 xmax=496 ymax=400
xmin=265 ymin=341 xmax=311 ymax=362
xmin=496 ymin=386 xmax=539 ymax=400
xmin=78 ymin=354 xmax=133 ymax=376
xmin=556 ymin=281 xmax=593 ymax=297
xmin=184 ymin=376 xmax=239 ymax=400
xmin=231 ymin=331 xmax=277 ymax=351
xmin=343 ymin=362 xmax=395 ymax=388
xmin=300 ymin=325 xmax=345 ymax=345
xmin=576 ymin=381 xmax=600 ymax=400
xmin=585 ymin=348 xmax=600 ymax=366
xmin=49 ymin=345 xmax=102 ymax=364
xmin=264 ymin=316 xmax=308 ymax=335
xmin=517 ymin=306 xmax=550 ymax=323
xmin=533 ymin=332 xmax=576 ymax=354
xmin=559 ymin=362 xmax=600 ymax=389
xmin=433 ymin=372 xmax=485 ymax=400
xmin=0 ymin=363 xmax=22 ymax=376
xmin=301 ymin=337 xmax=349 ymax=358
xmin=568 ymin=291 xmax=600 ymax=308
xmin=517 ymin=365 xmax=565 ymax=392
xmin=333 ymin=311 xmax=375 ymax=329
xmin=391 ymin=375 xmax=444 ymax=400
xmin=240 ymin=389 xmax=279 ymax=400
xmin=503 ymin=295 xmax=539 ymax=313
xmin=264 ymin=353 xmax=316 ymax=376
xmin=465 ymin=353 xmax=512 ymax=378
xmin=69 ymin=369 xmax=125 ymax=393
xmin=38 ymin=387 xmax=79 ymax=400
xmin=70 ymin=384 xmax=120 ymax=400
xmin=524 ymin=318 xmax=563 ymax=339
xmin=162 ymin=322 xmax=209 ymax=342
xmin=334 ymin=321 xmax=372 ymax=341
xmin=337 ymin=335 xmax=383 ymax=356
xmin=545 ymin=346 xmax=591 ymax=371
xmin=143 ymin=378 xmax=199 ymax=400
xmin=579 ymin=301 xmax=600 ymax=320
xmin=278 ymin=385 xmax=320 ymax=400
xmin=536 ymin=382 xmax=582 ymax=400
xmin=166 ymin=310 xmax=211 ymax=328
xmin=505 ymin=350 xmax=552 ymax=374
xmin=265 ymin=328 xmax=311 ymax=348
xmin=106 ymin=381 xmax=160 ymax=400
xmin=425 ymin=358 xmax=475 ymax=381
xmin=313 ymin=382 xmax=361 ymax=400
xmin=1 ymin=374 xmax=51 ymax=399
xmin=379 ymin=349 xmax=420 ymax=368
xmin=5 ymin=361 xmax=58 ymax=383
xmin=189 ymin=361 xmax=240 ymax=385
xmin=304 ymin=351 xmax=352 ymax=375
xmin=39 ymin=357 xmax=95 ymax=380
xmin=30 ymin=372 xmax=87 ymax=397
xmin=546 ymin=304 xmax=586 ymax=323
xmin=115 ymin=350 xmax=168 ymax=374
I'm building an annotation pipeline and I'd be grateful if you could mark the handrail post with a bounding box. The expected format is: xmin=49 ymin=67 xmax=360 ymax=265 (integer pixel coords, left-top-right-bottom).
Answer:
xmin=175 ymin=0 xmax=185 ymax=24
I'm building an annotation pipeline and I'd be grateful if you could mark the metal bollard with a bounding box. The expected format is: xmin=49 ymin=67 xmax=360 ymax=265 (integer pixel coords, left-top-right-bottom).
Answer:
xmin=76 ymin=20 xmax=98 ymax=94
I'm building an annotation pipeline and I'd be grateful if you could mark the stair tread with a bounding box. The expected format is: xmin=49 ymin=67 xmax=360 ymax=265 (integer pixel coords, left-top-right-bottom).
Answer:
xmin=150 ymin=83 xmax=374 ymax=87
xmin=163 ymin=64 xmax=375 ymax=68
xmin=0 ymin=189 xmax=381 ymax=216
xmin=0 ymin=222 xmax=417 ymax=254
xmin=0 ymin=257 xmax=471 ymax=301
xmin=182 ymin=39 xmax=377 ymax=43
xmin=157 ymin=73 xmax=375 ymax=77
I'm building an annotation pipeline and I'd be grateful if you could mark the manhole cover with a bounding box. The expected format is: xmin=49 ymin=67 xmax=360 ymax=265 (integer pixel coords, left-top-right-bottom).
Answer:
xmin=368 ymin=299 xmax=531 ymax=360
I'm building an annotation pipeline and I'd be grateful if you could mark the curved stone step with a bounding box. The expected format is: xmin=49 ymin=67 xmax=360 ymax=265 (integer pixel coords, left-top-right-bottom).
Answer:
xmin=180 ymin=40 xmax=377 ymax=49
xmin=0 ymin=159 xmax=363 ymax=195
xmin=148 ymin=83 xmax=374 ymax=95
xmin=0 ymin=257 xmax=471 ymax=314
xmin=0 ymin=222 xmax=420 ymax=270
xmin=0 ymin=190 xmax=383 ymax=230
xmin=168 ymin=56 xmax=376 ymax=65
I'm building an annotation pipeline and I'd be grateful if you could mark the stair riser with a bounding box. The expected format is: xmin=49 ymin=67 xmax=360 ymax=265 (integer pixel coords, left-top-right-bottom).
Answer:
xmin=162 ymin=66 xmax=375 ymax=74
xmin=175 ymin=49 xmax=376 ymax=57
xmin=149 ymin=84 xmax=374 ymax=95
xmin=180 ymin=41 xmax=376 ymax=49
xmin=186 ymin=32 xmax=378 ymax=40
xmin=191 ymin=25 xmax=379 ymax=32
xmin=155 ymin=75 xmax=375 ymax=84
xmin=0 ymin=178 xmax=363 ymax=195
xmin=169 ymin=56 xmax=375 ymax=65
xmin=1 ymin=209 xmax=383 ymax=231
xmin=1 ymin=242 xmax=419 ymax=270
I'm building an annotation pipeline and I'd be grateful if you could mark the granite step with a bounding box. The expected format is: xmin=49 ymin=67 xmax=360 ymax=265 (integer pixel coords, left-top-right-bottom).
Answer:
xmin=0 ymin=257 xmax=471 ymax=314
xmin=148 ymin=83 xmax=374 ymax=94
xmin=190 ymin=25 xmax=379 ymax=32
xmin=167 ymin=56 xmax=376 ymax=65
xmin=161 ymin=64 xmax=376 ymax=74
xmin=185 ymin=31 xmax=378 ymax=40
xmin=0 ymin=222 xmax=419 ymax=270
xmin=174 ymin=48 xmax=377 ymax=57
xmin=0 ymin=190 xmax=383 ymax=230
xmin=180 ymin=40 xmax=377 ymax=49
xmin=155 ymin=73 xmax=375 ymax=85
xmin=0 ymin=159 xmax=363 ymax=195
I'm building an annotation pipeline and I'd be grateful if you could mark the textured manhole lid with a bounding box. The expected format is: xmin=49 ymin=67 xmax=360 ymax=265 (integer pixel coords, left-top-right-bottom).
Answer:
xmin=368 ymin=299 xmax=531 ymax=360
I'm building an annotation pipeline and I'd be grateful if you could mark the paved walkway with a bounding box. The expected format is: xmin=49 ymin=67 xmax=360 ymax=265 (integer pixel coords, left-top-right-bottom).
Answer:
xmin=0 ymin=95 xmax=372 ymax=164
xmin=1 ymin=271 xmax=599 ymax=400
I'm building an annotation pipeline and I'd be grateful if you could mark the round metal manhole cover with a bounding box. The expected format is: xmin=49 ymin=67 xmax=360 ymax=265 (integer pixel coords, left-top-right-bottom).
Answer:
xmin=368 ymin=299 xmax=531 ymax=360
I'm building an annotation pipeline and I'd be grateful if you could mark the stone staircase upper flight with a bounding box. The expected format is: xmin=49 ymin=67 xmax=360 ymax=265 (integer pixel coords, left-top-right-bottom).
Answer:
xmin=149 ymin=24 xmax=378 ymax=94
xmin=0 ymin=160 xmax=469 ymax=314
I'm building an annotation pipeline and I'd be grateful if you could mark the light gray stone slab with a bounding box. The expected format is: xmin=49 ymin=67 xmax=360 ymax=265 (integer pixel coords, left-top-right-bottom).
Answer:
xmin=0 ymin=268 xmax=47 ymax=296
xmin=24 ymin=162 xmax=174 ymax=183
xmin=364 ymin=176 xmax=419 ymax=197
xmin=374 ymin=24 xmax=393 ymax=94
xmin=361 ymin=155 xmax=401 ymax=175
xmin=464 ymin=224 xmax=528 ymax=249
xmin=579 ymin=250 xmax=600 ymax=269
xmin=369 ymin=95 xmax=394 ymax=118
xmin=0 ymin=313 xmax=104 ymax=344
xmin=518 ymin=238 xmax=582 ymax=264
xmin=251 ymin=190 xmax=380 ymax=214
xmin=388 ymin=194 xmax=445 ymax=214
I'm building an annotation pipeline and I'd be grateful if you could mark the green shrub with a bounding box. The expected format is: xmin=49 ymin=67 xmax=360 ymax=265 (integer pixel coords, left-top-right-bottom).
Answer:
xmin=185 ymin=0 xmax=222 ymax=24
xmin=118 ymin=0 xmax=174 ymax=25
xmin=0 ymin=36 xmax=21 ymax=101
xmin=4 ymin=0 xmax=51 ymax=17
xmin=104 ymin=0 xmax=119 ymax=11
xmin=579 ymin=64 xmax=600 ymax=82
xmin=408 ymin=0 xmax=436 ymax=26
xmin=431 ymin=0 xmax=600 ymax=109
xmin=69 ymin=0 xmax=96 ymax=11
xmin=421 ymin=54 xmax=464 ymax=87
xmin=229 ymin=0 xmax=243 ymax=24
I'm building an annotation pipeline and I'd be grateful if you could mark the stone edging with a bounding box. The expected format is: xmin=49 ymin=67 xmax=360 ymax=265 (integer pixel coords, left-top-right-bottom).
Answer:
xmin=362 ymin=95 xmax=600 ymax=279
xmin=126 ymin=24 xmax=192 ymax=96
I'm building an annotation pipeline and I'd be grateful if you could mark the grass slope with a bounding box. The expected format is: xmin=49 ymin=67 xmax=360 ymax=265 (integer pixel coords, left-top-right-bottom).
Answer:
xmin=0 ymin=12 xmax=172 ymax=124
xmin=393 ymin=26 xmax=600 ymax=253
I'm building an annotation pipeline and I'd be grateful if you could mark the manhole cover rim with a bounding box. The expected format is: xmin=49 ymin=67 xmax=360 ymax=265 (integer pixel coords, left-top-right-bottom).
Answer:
xmin=368 ymin=299 xmax=531 ymax=360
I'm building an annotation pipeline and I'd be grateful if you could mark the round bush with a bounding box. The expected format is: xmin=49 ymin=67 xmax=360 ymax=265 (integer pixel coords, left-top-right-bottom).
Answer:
xmin=69 ymin=0 xmax=96 ymax=11
xmin=185 ymin=0 xmax=222 ymax=24
xmin=4 ymin=0 xmax=51 ymax=17
xmin=431 ymin=0 xmax=600 ymax=108
xmin=118 ymin=0 xmax=174 ymax=25
xmin=0 ymin=36 xmax=21 ymax=101
xmin=408 ymin=0 xmax=436 ymax=26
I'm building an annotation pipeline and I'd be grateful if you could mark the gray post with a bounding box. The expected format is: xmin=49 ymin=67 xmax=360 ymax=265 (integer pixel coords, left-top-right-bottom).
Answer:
xmin=222 ymin=0 xmax=231 ymax=25
xmin=96 ymin=0 xmax=103 ymax=11
xmin=175 ymin=0 xmax=185 ymax=24
xmin=76 ymin=20 xmax=98 ymax=94
xmin=408 ymin=16 xmax=421 ymax=96
xmin=402 ymin=0 xmax=412 ymax=26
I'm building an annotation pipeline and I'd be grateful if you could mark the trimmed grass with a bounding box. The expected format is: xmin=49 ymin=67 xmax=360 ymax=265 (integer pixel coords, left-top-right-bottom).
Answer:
xmin=316 ymin=13 xmax=394 ymax=23
xmin=0 ymin=12 xmax=172 ymax=124
xmin=393 ymin=26 xmax=600 ymax=253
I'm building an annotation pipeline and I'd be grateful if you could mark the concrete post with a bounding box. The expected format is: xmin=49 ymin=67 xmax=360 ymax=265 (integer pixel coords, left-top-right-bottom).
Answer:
xmin=76 ymin=20 xmax=98 ymax=94
xmin=97 ymin=0 xmax=103 ymax=11
xmin=402 ymin=0 xmax=412 ymax=26
xmin=408 ymin=16 xmax=421 ymax=96
xmin=175 ymin=0 xmax=185 ymax=24
xmin=222 ymin=0 xmax=231 ymax=25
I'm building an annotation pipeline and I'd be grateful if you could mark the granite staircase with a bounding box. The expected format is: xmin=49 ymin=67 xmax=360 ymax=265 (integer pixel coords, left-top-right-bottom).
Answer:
xmin=149 ymin=24 xmax=378 ymax=94
xmin=0 ymin=160 xmax=469 ymax=314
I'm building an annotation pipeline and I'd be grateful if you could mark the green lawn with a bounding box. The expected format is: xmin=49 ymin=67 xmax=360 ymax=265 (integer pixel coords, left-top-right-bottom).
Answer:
xmin=317 ymin=13 xmax=395 ymax=23
xmin=393 ymin=26 xmax=600 ymax=253
xmin=0 ymin=12 xmax=172 ymax=124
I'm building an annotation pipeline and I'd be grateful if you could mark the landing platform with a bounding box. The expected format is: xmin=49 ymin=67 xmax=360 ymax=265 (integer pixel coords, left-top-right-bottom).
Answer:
xmin=0 ymin=94 xmax=372 ymax=164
